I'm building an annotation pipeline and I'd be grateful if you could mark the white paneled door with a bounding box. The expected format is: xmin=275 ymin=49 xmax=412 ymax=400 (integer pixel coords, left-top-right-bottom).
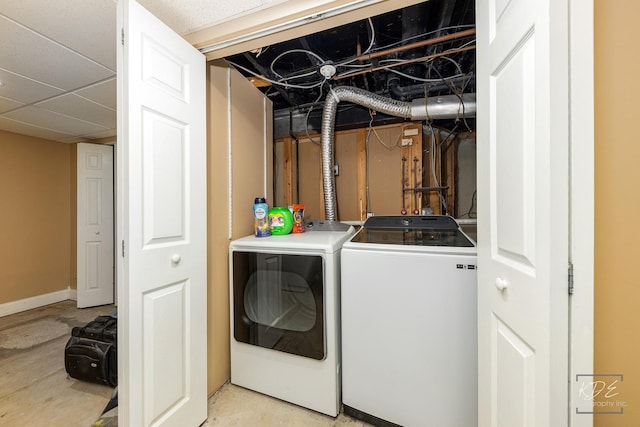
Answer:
xmin=476 ymin=0 xmax=569 ymax=426
xmin=117 ymin=0 xmax=207 ymax=426
xmin=77 ymin=142 xmax=114 ymax=308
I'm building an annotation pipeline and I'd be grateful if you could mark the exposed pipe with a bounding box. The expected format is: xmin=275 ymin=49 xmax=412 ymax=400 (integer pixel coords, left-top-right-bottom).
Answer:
xmin=335 ymin=45 xmax=476 ymax=81
xmin=410 ymin=92 xmax=476 ymax=120
xmin=321 ymin=86 xmax=476 ymax=221
xmin=387 ymin=74 xmax=476 ymax=100
xmin=356 ymin=28 xmax=475 ymax=62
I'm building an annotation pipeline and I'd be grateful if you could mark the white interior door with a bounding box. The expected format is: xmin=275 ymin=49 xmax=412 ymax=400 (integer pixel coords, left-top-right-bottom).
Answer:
xmin=117 ymin=0 xmax=207 ymax=426
xmin=77 ymin=142 xmax=114 ymax=308
xmin=476 ymin=0 xmax=569 ymax=425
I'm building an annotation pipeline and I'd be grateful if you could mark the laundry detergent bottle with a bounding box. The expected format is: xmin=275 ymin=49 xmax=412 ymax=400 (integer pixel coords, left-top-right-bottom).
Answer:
xmin=253 ymin=197 xmax=271 ymax=237
xmin=268 ymin=206 xmax=294 ymax=235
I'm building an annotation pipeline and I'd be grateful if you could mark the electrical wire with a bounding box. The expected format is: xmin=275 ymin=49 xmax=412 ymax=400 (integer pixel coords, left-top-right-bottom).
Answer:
xmin=227 ymin=61 xmax=325 ymax=89
xmin=428 ymin=62 xmax=474 ymax=134
xmin=252 ymin=46 xmax=270 ymax=57
xmin=235 ymin=22 xmax=475 ymax=96
xmin=338 ymin=63 xmax=373 ymax=69
xmin=234 ymin=24 xmax=475 ymax=96
xmin=340 ymin=56 xmax=469 ymax=82
xmin=362 ymin=17 xmax=375 ymax=55
xmin=336 ymin=24 xmax=474 ymax=69
xmin=269 ymin=49 xmax=326 ymax=78
xmin=458 ymin=189 xmax=477 ymax=219
xmin=374 ymin=24 xmax=475 ymax=52
xmin=303 ymin=81 xmax=328 ymax=145
xmin=278 ymin=69 xmax=319 ymax=82
xmin=365 ymin=112 xmax=372 ymax=214
xmin=334 ymin=45 xmax=476 ymax=80
xmin=386 ymin=68 xmax=468 ymax=83
xmin=424 ymin=121 xmax=448 ymax=214
xmin=438 ymin=123 xmax=461 ymax=150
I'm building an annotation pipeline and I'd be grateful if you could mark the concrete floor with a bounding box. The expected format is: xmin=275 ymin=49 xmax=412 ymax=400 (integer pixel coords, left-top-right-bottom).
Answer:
xmin=204 ymin=383 xmax=371 ymax=427
xmin=0 ymin=301 xmax=370 ymax=426
xmin=0 ymin=300 xmax=116 ymax=426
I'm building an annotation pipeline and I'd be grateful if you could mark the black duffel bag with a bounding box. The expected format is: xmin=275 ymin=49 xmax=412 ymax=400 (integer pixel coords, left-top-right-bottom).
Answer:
xmin=65 ymin=315 xmax=117 ymax=387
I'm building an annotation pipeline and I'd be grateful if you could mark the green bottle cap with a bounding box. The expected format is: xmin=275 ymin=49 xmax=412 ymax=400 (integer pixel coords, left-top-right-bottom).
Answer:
xmin=268 ymin=207 xmax=294 ymax=235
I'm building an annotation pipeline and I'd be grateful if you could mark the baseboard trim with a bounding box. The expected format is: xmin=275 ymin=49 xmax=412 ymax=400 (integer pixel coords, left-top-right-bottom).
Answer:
xmin=0 ymin=288 xmax=73 ymax=317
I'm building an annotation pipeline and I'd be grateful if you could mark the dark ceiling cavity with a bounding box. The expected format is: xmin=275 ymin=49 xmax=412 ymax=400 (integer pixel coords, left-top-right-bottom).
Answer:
xmin=225 ymin=0 xmax=476 ymax=137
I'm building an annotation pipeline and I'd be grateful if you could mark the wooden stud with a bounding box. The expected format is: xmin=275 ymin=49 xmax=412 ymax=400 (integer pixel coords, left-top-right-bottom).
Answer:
xmin=400 ymin=123 xmax=423 ymax=215
xmin=401 ymin=135 xmax=413 ymax=214
xmin=423 ymin=128 xmax=442 ymax=215
xmin=413 ymin=125 xmax=423 ymax=214
xmin=283 ymin=137 xmax=293 ymax=206
xmin=443 ymin=133 xmax=457 ymax=216
xmin=356 ymin=128 xmax=368 ymax=221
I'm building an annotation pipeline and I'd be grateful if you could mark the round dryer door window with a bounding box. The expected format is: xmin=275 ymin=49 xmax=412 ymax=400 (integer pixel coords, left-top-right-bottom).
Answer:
xmin=232 ymin=251 xmax=326 ymax=360
xmin=244 ymin=270 xmax=316 ymax=332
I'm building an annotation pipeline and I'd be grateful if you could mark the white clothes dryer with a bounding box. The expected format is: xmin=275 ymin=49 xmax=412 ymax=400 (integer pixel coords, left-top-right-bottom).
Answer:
xmin=229 ymin=221 xmax=355 ymax=416
xmin=341 ymin=215 xmax=477 ymax=427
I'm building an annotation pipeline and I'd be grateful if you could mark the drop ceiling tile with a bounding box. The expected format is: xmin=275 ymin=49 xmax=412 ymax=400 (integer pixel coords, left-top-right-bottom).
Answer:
xmin=0 ymin=68 xmax=65 ymax=104
xmin=0 ymin=96 xmax=24 ymax=114
xmin=77 ymin=128 xmax=118 ymax=140
xmin=1 ymin=0 xmax=117 ymax=71
xmin=37 ymin=93 xmax=116 ymax=128
xmin=138 ymin=0 xmax=284 ymax=35
xmin=75 ymin=78 xmax=117 ymax=110
xmin=57 ymin=136 xmax=94 ymax=144
xmin=0 ymin=116 xmax=74 ymax=142
xmin=0 ymin=15 xmax=114 ymax=91
xmin=4 ymin=105 xmax=108 ymax=136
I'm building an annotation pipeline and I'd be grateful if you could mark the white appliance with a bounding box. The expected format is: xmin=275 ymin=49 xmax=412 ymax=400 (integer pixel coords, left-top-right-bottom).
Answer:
xmin=229 ymin=221 xmax=355 ymax=416
xmin=341 ymin=215 xmax=477 ymax=427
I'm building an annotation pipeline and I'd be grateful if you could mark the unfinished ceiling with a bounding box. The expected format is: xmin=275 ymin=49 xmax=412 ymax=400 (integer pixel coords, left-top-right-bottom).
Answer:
xmin=0 ymin=0 xmax=475 ymax=143
xmin=225 ymin=0 xmax=476 ymax=137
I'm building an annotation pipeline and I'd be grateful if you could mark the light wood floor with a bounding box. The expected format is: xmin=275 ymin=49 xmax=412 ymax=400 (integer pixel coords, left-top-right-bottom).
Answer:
xmin=0 ymin=301 xmax=370 ymax=427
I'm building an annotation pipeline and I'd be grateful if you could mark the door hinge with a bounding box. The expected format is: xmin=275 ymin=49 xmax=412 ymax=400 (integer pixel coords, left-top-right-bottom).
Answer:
xmin=568 ymin=262 xmax=574 ymax=295
xmin=121 ymin=28 xmax=124 ymax=46
xmin=121 ymin=240 xmax=125 ymax=258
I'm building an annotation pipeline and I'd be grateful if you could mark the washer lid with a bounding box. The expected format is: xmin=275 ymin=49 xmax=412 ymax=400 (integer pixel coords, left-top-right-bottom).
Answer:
xmin=352 ymin=215 xmax=474 ymax=247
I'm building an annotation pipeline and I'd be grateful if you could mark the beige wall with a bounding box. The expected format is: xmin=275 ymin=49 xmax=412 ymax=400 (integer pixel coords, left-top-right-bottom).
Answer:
xmin=594 ymin=1 xmax=640 ymax=425
xmin=206 ymin=61 xmax=273 ymax=395
xmin=0 ymin=131 xmax=71 ymax=304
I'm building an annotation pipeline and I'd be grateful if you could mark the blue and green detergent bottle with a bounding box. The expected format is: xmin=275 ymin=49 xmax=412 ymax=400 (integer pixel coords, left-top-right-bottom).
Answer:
xmin=253 ymin=197 xmax=271 ymax=237
xmin=268 ymin=206 xmax=294 ymax=235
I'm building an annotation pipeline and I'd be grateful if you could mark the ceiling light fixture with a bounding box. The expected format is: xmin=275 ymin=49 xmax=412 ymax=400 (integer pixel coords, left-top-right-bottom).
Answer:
xmin=198 ymin=0 xmax=383 ymax=54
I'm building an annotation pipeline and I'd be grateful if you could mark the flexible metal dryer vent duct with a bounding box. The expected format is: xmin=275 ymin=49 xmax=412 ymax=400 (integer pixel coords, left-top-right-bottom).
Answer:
xmin=321 ymin=86 xmax=476 ymax=221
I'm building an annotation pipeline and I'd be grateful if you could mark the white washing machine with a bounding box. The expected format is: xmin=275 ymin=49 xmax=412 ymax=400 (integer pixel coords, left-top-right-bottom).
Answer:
xmin=341 ymin=215 xmax=477 ymax=427
xmin=229 ymin=221 xmax=355 ymax=416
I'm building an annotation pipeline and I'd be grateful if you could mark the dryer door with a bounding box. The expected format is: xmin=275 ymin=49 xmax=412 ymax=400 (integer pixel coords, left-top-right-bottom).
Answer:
xmin=232 ymin=251 xmax=325 ymax=360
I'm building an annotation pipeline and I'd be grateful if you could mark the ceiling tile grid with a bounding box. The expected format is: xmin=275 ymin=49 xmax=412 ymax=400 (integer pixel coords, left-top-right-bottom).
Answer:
xmin=0 ymin=1 xmax=117 ymax=143
xmin=0 ymin=0 xmax=274 ymax=144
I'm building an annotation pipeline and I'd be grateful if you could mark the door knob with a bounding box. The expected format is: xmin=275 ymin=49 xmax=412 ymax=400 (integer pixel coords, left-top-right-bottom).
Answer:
xmin=171 ymin=254 xmax=181 ymax=264
xmin=495 ymin=277 xmax=509 ymax=292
